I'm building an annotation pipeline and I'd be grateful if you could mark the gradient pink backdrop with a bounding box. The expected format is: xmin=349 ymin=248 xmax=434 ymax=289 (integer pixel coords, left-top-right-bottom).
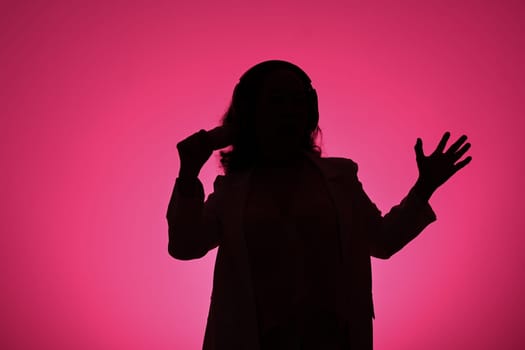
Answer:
xmin=2 ymin=1 xmax=524 ymax=349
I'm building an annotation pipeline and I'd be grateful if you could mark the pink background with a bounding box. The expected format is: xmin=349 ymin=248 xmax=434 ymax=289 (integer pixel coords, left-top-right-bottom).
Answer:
xmin=2 ymin=1 xmax=524 ymax=349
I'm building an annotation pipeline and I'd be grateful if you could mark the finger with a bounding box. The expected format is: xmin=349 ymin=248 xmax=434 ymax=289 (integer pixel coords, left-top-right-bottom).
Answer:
xmin=450 ymin=142 xmax=471 ymax=162
xmin=435 ymin=131 xmax=451 ymax=154
xmin=446 ymin=134 xmax=468 ymax=155
xmin=207 ymin=126 xmax=231 ymax=150
xmin=452 ymin=156 xmax=472 ymax=173
xmin=414 ymin=138 xmax=424 ymax=160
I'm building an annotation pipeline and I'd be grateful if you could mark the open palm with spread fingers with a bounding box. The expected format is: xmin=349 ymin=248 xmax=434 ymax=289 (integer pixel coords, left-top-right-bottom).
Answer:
xmin=414 ymin=132 xmax=472 ymax=201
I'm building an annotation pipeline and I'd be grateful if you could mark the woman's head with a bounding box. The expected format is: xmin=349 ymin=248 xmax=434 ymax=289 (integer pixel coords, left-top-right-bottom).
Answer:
xmin=219 ymin=60 xmax=322 ymax=173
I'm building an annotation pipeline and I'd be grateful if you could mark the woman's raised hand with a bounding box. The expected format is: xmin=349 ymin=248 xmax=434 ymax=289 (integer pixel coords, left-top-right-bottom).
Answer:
xmin=177 ymin=129 xmax=214 ymax=178
xmin=414 ymin=131 xmax=472 ymax=201
xmin=176 ymin=125 xmax=236 ymax=178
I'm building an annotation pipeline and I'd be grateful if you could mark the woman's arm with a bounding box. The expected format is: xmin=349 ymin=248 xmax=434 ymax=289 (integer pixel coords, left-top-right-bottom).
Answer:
xmin=349 ymin=163 xmax=437 ymax=259
xmin=167 ymin=126 xmax=233 ymax=260
xmin=355 ymin=132 xmax=471 ymax=259
xmin=166 ymin=175 xmax=224 ymax=260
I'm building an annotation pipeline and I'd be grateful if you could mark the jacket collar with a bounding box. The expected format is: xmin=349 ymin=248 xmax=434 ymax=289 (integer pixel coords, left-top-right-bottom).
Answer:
xmin=303 ymin=150 xmax=344 ymax=181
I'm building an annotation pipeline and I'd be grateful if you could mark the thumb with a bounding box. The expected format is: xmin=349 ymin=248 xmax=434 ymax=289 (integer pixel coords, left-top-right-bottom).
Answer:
xmin=414 ymin=138 xmax=424 ymax=160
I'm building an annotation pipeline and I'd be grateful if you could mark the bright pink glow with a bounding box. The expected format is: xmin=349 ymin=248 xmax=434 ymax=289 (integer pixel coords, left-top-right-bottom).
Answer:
xmin=2 ymin=1 xmax=524 ymax=349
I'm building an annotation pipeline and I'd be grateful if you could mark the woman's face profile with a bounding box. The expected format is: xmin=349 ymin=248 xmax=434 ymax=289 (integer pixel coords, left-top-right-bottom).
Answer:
xmin=253 ymin=68 xmax=310 ymax=162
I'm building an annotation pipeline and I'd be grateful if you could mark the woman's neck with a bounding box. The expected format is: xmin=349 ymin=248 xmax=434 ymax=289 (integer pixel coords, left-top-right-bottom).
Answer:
xmin=254 ymin=148 xmax=306 ymax=169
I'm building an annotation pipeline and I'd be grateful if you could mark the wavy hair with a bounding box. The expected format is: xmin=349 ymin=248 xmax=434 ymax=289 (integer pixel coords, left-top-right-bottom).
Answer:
xmin=219 ymin=60 xmax=323 ymax=174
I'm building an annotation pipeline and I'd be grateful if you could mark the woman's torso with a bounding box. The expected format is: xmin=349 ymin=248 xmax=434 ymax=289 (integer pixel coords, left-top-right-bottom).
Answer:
xmin=243 ymin=153 xmax=347 ymax=348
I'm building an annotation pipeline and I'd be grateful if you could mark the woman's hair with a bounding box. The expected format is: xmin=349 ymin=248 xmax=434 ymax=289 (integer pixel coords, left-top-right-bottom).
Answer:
xmin=219 ymin=60 xmax=323 ymax=174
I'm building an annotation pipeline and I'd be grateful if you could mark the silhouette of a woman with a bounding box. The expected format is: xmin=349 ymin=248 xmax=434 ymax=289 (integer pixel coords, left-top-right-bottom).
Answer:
xmin=167 ymin=60 xmax=472 ymax=350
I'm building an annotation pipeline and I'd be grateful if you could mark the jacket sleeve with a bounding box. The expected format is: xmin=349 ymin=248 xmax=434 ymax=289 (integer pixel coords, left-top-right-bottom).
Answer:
xmin=166 ymin=175 xmax=224 ymax=260
xmin=348 ymin=161 xmax=437 ymax=259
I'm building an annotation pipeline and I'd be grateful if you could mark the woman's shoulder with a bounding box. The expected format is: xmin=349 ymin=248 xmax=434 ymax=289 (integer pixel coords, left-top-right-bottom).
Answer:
xmin=317 ymin=155 xmax=359 ymax=173
xmin=321 ymin=155 xmax=357 ymax=165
